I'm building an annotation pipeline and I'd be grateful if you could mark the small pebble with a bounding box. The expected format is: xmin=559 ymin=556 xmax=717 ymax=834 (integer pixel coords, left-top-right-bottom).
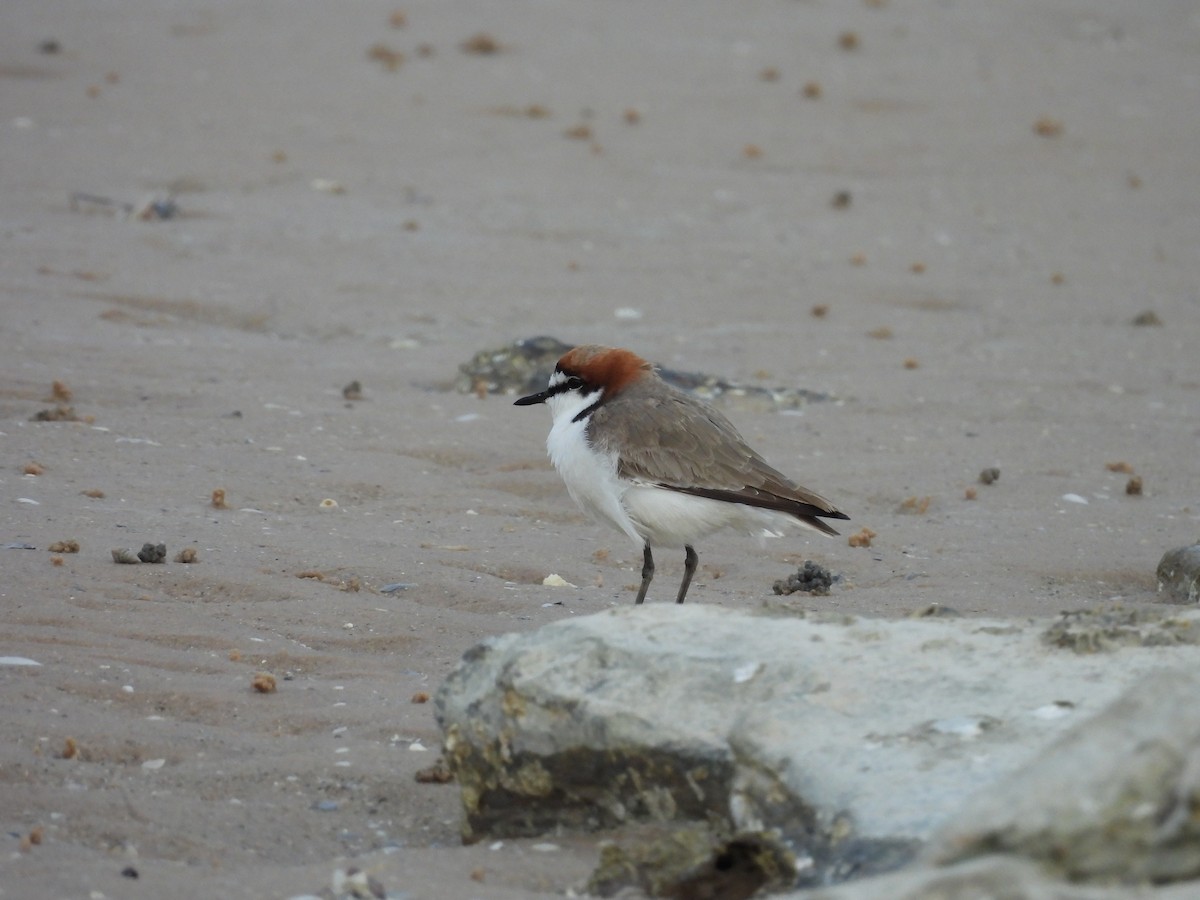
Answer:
xmin=112 ymin=548 xmax=140 ymax=564
xmin=978 ymin=467 xmax=1001 ymax=485
xmin=252 ymin=672 xmax=277 ymax=694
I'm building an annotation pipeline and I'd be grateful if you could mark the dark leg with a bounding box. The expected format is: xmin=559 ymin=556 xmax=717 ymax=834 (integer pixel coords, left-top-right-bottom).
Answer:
xmin=634 ymin=543 xmax=654 ymax=605
xmin=676 ymin=545 xmax=698 ymax=604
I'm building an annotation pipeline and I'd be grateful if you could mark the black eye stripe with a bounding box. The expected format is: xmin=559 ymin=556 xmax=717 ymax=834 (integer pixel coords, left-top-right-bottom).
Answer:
xmin=546 ymin=374 xmax=587 ymax=397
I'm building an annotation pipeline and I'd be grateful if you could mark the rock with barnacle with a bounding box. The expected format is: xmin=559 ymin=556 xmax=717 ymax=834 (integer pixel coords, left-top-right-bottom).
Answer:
xmin=773 ymin=560 xmax=835 ymax=595
xmin=137 ymin=542 xmax=167 ymax=563
xmin=438 ymin=608 xmax=1200 ymax=893
xmin=1157 ymin=544 xmax=1200 ymax=604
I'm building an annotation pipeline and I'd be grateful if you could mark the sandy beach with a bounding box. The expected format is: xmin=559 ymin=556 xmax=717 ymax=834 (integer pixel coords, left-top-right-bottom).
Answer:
xmin=2 ymin=1 xmax=1199 ymax=897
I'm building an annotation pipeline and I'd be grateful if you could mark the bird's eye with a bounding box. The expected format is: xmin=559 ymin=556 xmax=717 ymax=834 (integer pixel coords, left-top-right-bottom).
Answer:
xmin=565 ymin=376 xmax=584 ymax=391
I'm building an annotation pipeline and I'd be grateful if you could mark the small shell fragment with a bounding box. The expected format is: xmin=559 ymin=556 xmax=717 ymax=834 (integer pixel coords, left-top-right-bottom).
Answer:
xmin=542 ymin=573 xmax=576 ymax=588
xmin=381 ymin=582 xmax=416 ymax=593
xmin=319 ymin=498 xmax=339 ymax=509
xmin=112 ymin=548 xmax=140 ymax=564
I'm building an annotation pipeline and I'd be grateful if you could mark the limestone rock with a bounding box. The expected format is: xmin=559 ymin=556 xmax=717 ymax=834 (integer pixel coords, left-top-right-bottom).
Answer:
xmin=434 ymin=604 xmax=1200 ymax=868
xmin=924 ymin=670 xmax=1200 ymax=884
xmin=785 ymin=855 xmax=1199 ymax=900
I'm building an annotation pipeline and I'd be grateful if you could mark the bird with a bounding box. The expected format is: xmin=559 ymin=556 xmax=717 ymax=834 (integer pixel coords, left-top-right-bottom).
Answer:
xmin=514 ymin=344 xmax=848 ymax=604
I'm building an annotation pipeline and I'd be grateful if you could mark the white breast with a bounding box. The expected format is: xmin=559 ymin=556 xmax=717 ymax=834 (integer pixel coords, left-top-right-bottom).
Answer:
xmin=545 ymin=392 xmax=644 ymax=546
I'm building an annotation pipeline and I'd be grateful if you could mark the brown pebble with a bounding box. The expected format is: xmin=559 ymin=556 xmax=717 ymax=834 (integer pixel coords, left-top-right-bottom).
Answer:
xmin=50 ymin=556 xmax=64 ymax=567
xmin=24 ymin=462 xmax=44 ymax=476
xmin=848 ymin=526 xmax=877 ymax=548
xmin=50 ymin=380 xmax=73 ymax=402
xmin=910 ymin=261 xmax=926 ymax=274
xmin=470 ymin=868 xmax=486 ymax=882
xmin=563 ymin=123 xmax=592 ymax=141
xmin=27 ymin=824 xmax=44 ymax=846
xmin=964 ymin=487 xmax=978 ymax=500
xmin=903 ymin=357 xmax=920 ymax=369
xmin=388 ymin=9 xmax=407 ymax=28
xmin=368 ymin=43 xmax=404 ymax=71
xmin=1033 ymin=116 xmax=1063 ymax=138
xmin=252 ymin=672 xmax=277 ymax=694
xmin=759 ymin=66 xmax=780 ymax=82
xmin=342 ymin=380 xmax=363 ymax=401
xmin=1126 ymin=476 xmax=1143 ymax=496
xmin=979 ymin=467 xmax=1001 ymax=485
xmin=811 ymin=304 xmax=829 ymax=319
xmin=1106 ymin=460 xmax=1135 ymax=474
xmin=838 ymin=31 xmax=860 ymax=51
xmin=899 ymin=496 xmax=931 ymax=515
xmin=1050 ymin=272 xmax=1065 ymax=285
xmin=411 ymin=691 xmax=431 ymax=704
xmin=48 ymin=540 xmax=79 ymax=553
xmin=211 ymin=488 xmax=229 ymax=509
xmin=229 ymin=649 xmax=242 ymax=662
xmin=622 ymin=107 xmax=642 ymax=124
xmin=82 ymin=488 xmax=105 ymax=499
xmin=62 ymin=737 xmax=79 ymax=760
xmin=461 ymin=32 xmax=500 ymax=54
xmin=868 ymin=326 xmax=893 ymax=340
xmin=801 ymin=80 xmax=822 ymax=99
xmin=1131 ymin=310 xmax=1162 ymax=327
xmin=174 ymin=547 xmax=199 ymax=564
xmin=830 ymin=190 xmax=852 ymax=210
xmin=742 ymin=143 xmax=764 ymax=159
xmin=849 ymin=251 xmax=867 ymax=266
xmin=414 ymin=760 xmax=455 ymax=783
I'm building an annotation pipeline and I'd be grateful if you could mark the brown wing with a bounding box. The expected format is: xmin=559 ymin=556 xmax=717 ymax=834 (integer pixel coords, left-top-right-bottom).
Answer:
xmin=589 ymin=383 xmax=849 ymax=534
